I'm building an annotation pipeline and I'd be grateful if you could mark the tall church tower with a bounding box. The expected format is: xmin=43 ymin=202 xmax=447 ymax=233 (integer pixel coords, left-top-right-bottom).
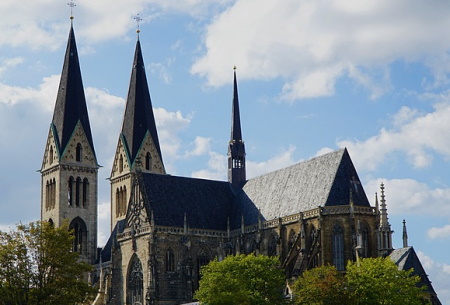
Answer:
xmin=110 ymin=37 xmax=165 ymax=230
xmin=228 ymin=68 xmax=246 ymax=188
xmin=40 ymin=23 xmax=98 ymax=264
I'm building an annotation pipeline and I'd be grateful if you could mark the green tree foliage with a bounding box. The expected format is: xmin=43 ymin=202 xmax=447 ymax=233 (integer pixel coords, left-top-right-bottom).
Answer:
xmin=290 ymin=265 xmax=349 ymax=305
xmin=195 ymin=254 xmax=285 ymax=305
xmin=0 ymin=221 xmax=96 ymax=305
xmin=346 ymin=257 xmax=429 ymax=305
xmin=291 ymin=257 xmax=429 ymax=305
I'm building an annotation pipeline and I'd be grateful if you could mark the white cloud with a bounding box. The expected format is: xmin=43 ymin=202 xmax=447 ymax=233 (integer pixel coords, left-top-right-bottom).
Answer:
xmin=192 ymin=0 xmax=450 ymax=100
xmin=364 ymin=178 xmax=450 ymax=218
xmin=184 ymin=136 xmax=212 ymax=158
xmin=338 ymin=99 xmax=450 ymax=171
xmin=417 ymin=251 xmax=450 ymax=305
xmin=428 ymin=225 xmax=450 ymax=240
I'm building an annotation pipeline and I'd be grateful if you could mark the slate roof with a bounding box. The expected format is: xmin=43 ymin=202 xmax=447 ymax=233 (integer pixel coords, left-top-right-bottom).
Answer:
xmin=390 ymin=247 xmax=441 ymax=303
xmin=234 ymin=148 xmax=370 ymax=223
xmin=51 ymin=25 xmax=95 ymax=158
xmin=138 ymin=148 xmax=370 ymax=231
xmin=120 ymin=39 xmax=163 ymax=166
xmin=141 ymin=173 xmax=235 ymax=230
xmin=97 ymin=220 xmax=126 ymax=263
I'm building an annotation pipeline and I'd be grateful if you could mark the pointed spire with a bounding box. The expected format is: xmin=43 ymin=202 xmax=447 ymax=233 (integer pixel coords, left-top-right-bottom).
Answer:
xmin=403 ymin=219 xmax=408 ymax=248
xmin=378 ymin=182 xmax=394 ymax=254
xmin=120 ymin=39 xmax=163 ymax=167
xmin=228 ymin=67 xmax=246 ymax=188
xmin=379 ymin=182 xmax=390 ymax=228
xmin=51 ymin=25 xmax=96 ymax=159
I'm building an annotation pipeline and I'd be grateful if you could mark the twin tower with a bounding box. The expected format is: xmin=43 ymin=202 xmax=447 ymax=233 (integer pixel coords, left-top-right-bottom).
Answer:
xmin=39 ymin=25 xmax=246 ymax=264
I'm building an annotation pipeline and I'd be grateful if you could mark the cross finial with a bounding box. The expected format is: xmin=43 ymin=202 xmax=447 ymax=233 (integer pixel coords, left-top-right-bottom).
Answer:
xmin=67 ymin=0 xmax=76 ymax=21
xmin=134 ymin=13 xmax=142 ymax=36
xmin=233 ymin=65 xmax=237 ymax=71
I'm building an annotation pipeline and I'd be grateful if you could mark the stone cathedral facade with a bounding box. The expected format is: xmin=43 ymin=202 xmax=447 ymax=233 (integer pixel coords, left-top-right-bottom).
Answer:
xmin=40 ymin=24 xmax=441 ymax=305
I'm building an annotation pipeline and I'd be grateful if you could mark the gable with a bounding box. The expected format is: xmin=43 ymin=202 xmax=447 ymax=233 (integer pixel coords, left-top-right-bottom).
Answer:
xmin=235 ymin=149 xmax=370 ymax=224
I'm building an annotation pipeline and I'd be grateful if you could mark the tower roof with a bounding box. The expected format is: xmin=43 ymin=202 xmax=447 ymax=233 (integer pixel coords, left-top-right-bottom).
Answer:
xmin=51 ymin=25 xmax=95 ymax=158
xmin=231 ymin=69 xmax=243 ymax=142
xmin=121 ymin=39 xmax=163 ymax=166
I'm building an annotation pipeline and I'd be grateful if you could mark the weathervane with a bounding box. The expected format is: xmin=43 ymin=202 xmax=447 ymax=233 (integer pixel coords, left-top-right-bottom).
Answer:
xmin=134 ymin=13 xmax=142 ymax=35
xmin=67 ymin=0 xmax=76 ymax=21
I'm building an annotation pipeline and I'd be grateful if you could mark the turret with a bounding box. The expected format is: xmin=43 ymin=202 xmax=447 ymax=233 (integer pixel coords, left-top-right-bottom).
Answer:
xmin=377 ymin=183 xmax=394 ymax=255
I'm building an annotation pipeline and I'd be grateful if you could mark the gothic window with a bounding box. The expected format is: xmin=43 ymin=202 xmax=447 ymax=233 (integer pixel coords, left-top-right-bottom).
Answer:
xmin=48 ymin=218 xmax=54 ymax=226
xmin=145 ymin=152 xmax=152 ymax=171
xmin=288 ymin=229 xmax=296 ymax=251
xmin=69 ymin=217 xmax=87 ymax=256
xmin=361 ymin=223 xmax=370 ymax=258
xmin=268 ymin=235 xmax=277 ymax=256
xmin=332 ymin=225 xmax=345 ymax=271
xmin=197 ymin=248 xmax=210 ymax=278
xmin=68 ymin=176 xmax=74 ymax=206
xmin=127 ymin=255 xmax=143 ymax=305
xmin=166 ymin=248 xmax=175 ymax=272
xmin=119 ymin=154 xmax=124 ymax=173
xmin=82 ymin=178 xmax=89 ymax=207
xmin=76 ymin=143 xmax=82 ymax=162
xmin=75 ymin=177 xmax=81 ymax=207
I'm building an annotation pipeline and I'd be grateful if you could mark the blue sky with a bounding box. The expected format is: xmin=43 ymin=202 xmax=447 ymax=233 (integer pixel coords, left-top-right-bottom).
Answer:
xmin=1 ymin=0 xmax=450 ymax=303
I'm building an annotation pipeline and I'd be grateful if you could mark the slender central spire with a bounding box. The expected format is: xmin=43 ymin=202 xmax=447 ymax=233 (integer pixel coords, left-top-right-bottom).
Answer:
xmin=228 ymin=67 xmax=246 ymax=188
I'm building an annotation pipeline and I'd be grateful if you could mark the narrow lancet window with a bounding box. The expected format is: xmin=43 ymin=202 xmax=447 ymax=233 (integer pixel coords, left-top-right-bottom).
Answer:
xmin=332 ymin=225 xmax=345 ymax=271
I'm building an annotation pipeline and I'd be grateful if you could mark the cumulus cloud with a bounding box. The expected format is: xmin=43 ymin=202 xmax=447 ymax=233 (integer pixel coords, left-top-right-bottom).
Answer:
xmin=417 ymin=251 xmax=450 ymax=305
xmin=428 ymin=225 xmax=450 ymax=240
xmin=191 ymin=145 xmax=298 ymax=181
xmin=192 ymin=0 xmax=450 ymax=100
xmin=364 ymin=178 xmax=450 ymax=218
xmin=338 ymin=99 xmax=450 ymax=171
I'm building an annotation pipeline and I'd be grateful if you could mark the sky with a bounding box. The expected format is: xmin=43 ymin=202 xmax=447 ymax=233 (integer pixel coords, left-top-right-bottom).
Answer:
xmin=1 ymin=0 xmax=450 ymax=302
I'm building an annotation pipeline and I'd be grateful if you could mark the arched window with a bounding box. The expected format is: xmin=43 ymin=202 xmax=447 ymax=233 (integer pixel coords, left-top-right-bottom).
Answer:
xmin=75 ymin=177 xmax=81 ymax=207
xmin=197 ymin=248 xmax=210 ymax=278
xmin=45 ymin=180 xmax=50 ymax=210
xmin=361 ymin=223 xmax=370 ymax=258
xmin=119 ymin=154 xmax=124 ymax=173
xmin=332 ymin=225 xmax=345 ymax=271
xmin=166 ymin=248 xmax=175 ymax=272
xmin=82 ymin=178 xmax=89 ymax=207
xmin=76 ymin=143 xmax=82 ymax=162
xmin=145 ymin=152 xmax=152 ymax=171
xmin=116 ymin=188 xmax=120 ymax=217
xmin=68 ymin=176 xmax=74 ymax=206
xmin=268 ymin=235 xmax=277 ymax=256
xmin=288 ymin=229 xmax=296 ymax=251
xmin=51 ymin=178 xmax=56 ymax=209
xmin=49 ymin=146 xmax=53 ymax=164
xmin=127 ymin=255 xmax=143 ymax=305
xmin=48 ymin=218 xmax=54 ymax=226
xmin=69 ymin=217 xmax=87 ymax=256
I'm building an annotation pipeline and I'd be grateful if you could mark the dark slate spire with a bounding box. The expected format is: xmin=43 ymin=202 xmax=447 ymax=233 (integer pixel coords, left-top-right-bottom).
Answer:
xmin=121 ymin=39 xmax=163 ymax=166
xmin=228 ymin=68 xmax=246 ymax=188
xmin=52 ymin=25 xmax=95 ymax=158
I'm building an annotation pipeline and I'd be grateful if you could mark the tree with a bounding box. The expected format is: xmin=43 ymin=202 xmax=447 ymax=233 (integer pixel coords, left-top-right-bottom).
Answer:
xmin=346 ymin=257 xmax=429 ymax=305
xmin=290 ymin=265 xmax=349 ymax=305
xmin=195 ymin=254 xmax=285 ymax=305
xmin=0 ymin=221 xmax=96 ymax=305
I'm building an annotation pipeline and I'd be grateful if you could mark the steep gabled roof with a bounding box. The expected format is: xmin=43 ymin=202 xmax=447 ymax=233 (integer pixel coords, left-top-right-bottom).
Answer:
xmin=234 ymin=148 xmax=370 ymax=223
xmin=51 ymin=25 xmax=95 ymax=158
xmin=140 ymin=173 xmax=234 ymax=230
xmin=135 ymin=149 xmax=369 ymax=231
xmin=120 ymin=39 xmax=163 ymax=166
xmin=390 ymin=247 xmax=441 ymax=304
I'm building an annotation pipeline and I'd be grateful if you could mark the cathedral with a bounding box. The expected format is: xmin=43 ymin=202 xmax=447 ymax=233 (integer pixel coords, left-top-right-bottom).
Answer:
xmin=40 ymin=22 xmax=441 ymax=305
